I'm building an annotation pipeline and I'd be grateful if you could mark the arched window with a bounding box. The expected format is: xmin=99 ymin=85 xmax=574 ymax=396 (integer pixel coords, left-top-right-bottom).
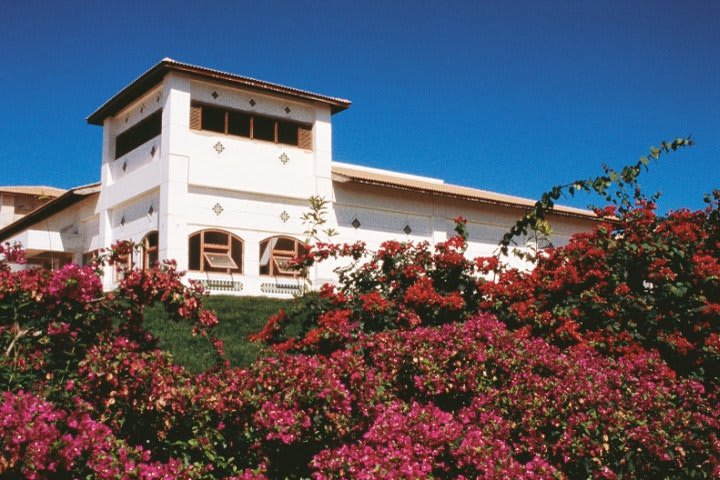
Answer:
xmin=259 ymin=236 xmax=307 ymax=277
xmin=141 ymin=231 xmax=159 ymax=270
xmin=188 ymin=230 xmax=243 ymax=273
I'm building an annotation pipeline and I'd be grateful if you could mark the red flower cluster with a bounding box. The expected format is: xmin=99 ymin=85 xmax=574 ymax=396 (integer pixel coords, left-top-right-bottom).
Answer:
xmin=254 ymin=218 xmax=482 ymax=352
xmin=482 ymin=194 xmax=720 ymax=385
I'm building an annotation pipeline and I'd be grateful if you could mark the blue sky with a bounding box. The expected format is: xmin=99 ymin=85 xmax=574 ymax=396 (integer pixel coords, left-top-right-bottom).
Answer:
xmin=1 ymin=0 xmax=718 ymax=212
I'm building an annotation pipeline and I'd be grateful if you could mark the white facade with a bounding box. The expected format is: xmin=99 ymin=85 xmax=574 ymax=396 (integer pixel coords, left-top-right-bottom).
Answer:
xmin=0 ymin=59 xmax=598 ymax=297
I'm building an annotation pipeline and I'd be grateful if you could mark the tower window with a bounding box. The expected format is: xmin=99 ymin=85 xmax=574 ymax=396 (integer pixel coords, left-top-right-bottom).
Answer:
xmin=115 ymin=110 xmax=162 ymax=159
xmin=190 ymin=103 xmax=312 ymax=149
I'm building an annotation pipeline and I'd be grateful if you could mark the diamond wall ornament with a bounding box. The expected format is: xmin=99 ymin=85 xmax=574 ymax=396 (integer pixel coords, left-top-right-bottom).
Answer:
xmin=212 ymin=203 xmax=224 ymax=215
xmin=249 ymin=99 xmax=256 ymax=107
xmin=284 ymin=106 xmax=291 ymax=114
xmin=403 ymin=224 xmax=412 ymax=235
xmin=125 ymin=116 xmax=129 ymax=123
xmin=140 ymin=105 xmax=144 ymax=114
xmin=279 ymin=153 xmax=290 ymax=165
xmin=147 ymin=205 xmax=154 ymax=216
xmin=120 ymin=216 xmax=126 ymax=227
xmin=122 ymin=161 xmax=128 ymax=172
xmin=156 ymin=94 xmax=161 ymax=103
xmin=279 ymin=211 xmax=290 ymax=223
xmin=213 ymin=142 xmax=225 ymax=154
xmin=351 ymin=218 xmax=361 ymax=229
xmin=150 ymin=145 xmax=156 ymax=157
xmin=211 ymin=91 xmax=219 ymax=99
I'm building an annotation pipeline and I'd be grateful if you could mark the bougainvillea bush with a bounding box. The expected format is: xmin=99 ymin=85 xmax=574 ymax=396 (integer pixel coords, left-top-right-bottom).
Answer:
xmin=482 ymin=193 xmax=720 ymax=386
xmin=2 ymin=181 xmax=720 ymax=476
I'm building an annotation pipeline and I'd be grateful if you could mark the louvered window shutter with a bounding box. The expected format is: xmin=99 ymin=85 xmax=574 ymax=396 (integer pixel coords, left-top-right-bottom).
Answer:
xmin=189 ymin=104 xmax=202 ymax=130
xmin=298 ymin=125 xmax=313 ymax=149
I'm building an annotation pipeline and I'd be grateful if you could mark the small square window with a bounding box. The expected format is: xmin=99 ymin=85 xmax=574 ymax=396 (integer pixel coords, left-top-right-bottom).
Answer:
xmin=253 ymin=116 xmax=275 ymax=142
xmin=201 ymin=106 xmax=226 ymax=133
xmin=277 ymin=120 xmax=299 ymax=146
xmin=228 ymin=111 xmax=251 ymax=137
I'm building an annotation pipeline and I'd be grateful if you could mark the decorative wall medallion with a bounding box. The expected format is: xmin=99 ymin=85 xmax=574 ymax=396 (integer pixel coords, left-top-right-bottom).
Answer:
xmin=249 ymin=99 xmax=256 ymax=107
xmin=156 ymin=94 xmax=161 ymax=103
xmin=403 ymin=224 xmax=412 ymax=235
xmin=150 ymin=145 xmax=157 ymax=157
xmin=351 ymin=218 xmax=361 ymax=229
xmin=122 ymin=161 xmax=128 ymax=172
xmin=279 ymin=153 xmax=290 ymax=165
xmin=212 ymin=203 xmax=224 ymax=215
xmin=279 ymin=210 xmax=290 ymax=223
xmin=120 ymin=215 xmax=126 ymax=227
xmin=125 ymin=116 xmax=129 ymax=123
xmin=213 ymin=142 xmax=225 ymax=154
xmin=147 ymin=205 xmax=154 ymax=216
xmin=140 ymin=104 xmax=144 ymax=114
xmin=211 ymin=91 xmax=219 ymax=99
xmin=284 ymin=106 xmax=291 ymax=114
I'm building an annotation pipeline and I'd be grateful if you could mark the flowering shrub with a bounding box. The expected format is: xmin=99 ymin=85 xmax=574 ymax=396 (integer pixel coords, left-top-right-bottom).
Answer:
xmin=2 ymin=138 xmax=720 ymax=478
xmin=251 ymin=218 xmax=482 ymax=353
xmin=482 ymin=193 xmax=720 ymax=385
xmin=312 ymin=400 xmax=561 ymax=480
xmin=0 ymin=390 xmax=200 ymax=479
xmin=0 ymin=242 xmax=221 ymax=395
xmin=358 ymin=314 xmax=719 ymax=478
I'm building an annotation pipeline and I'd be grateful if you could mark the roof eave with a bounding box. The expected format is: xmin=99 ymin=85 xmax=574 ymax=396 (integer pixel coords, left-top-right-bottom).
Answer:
xmin=0 ymin=184 xmax=101 ymax=242
xmin=87 ymin=59 xmax=352 ymax=126
xmin=332 ymin=173 xmax=601 ymax=222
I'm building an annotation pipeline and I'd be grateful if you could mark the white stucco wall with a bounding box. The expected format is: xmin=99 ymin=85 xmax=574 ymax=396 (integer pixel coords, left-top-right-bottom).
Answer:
xmin=6 ymin=195 xmax=99 ymax=265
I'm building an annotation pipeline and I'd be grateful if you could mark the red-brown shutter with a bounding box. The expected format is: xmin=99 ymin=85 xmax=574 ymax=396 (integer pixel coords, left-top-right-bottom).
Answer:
xmin=190 ymin=104 xmax=202 ymax=130
xmin=298 ymin=125 xmax=313 ymax=149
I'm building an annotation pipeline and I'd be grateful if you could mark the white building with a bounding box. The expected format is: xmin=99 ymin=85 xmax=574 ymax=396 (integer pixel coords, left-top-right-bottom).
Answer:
xmin=0 ymin=59 xmax=598 ymax=296
xmin=0 ymin=186 xmax=65 ymax=229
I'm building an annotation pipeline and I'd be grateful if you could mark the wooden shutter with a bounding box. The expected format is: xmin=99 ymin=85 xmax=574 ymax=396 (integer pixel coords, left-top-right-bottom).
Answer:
xmin=298 ymin=125 xmax=313 ymax=150
xmin=190 ymin=104 xmax=202 ymax=130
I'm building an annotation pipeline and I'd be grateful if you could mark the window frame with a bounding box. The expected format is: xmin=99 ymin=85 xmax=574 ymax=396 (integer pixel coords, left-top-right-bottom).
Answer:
xmin=203 ymin=251 xmax=239 ymax=270
xmin=188 ymin=229 xmax=244 ymax=274
xmin=190 ymin=102 xmax=312 ymax=149
xmin=141 ymin=231 xmax=159 ymax=270
xmin=115 ymin=109 xmax=163 ymax=159
xmin=259 ymin=236 xmax=307 ymax=278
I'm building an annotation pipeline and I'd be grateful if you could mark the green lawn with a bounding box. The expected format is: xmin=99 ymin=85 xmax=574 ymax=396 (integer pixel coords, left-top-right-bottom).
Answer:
xmin=144 ymin=295 xmax=288 ymax=373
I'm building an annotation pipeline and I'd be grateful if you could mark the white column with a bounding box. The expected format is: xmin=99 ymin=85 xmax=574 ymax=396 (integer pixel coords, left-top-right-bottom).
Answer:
xmin=97 ymin=117 xmax=115 ymax=290
xmin=159 ymin=73 xmax=191 ymax=270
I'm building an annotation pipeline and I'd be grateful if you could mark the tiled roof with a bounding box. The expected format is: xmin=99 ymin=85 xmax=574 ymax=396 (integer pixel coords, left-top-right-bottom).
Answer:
xmin=331 ymin=163 xmax=598 ymax=220
xmin=87 ymin=58 xmax=352 ymax=125
xmin=0 ymin=186 xmax=66 ymax=197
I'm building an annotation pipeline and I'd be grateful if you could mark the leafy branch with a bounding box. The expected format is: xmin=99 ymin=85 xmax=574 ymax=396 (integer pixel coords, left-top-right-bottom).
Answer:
xmin=302 ymin=195 xmax=338 ymax=243
xmin=499 ymin=137 xmax=694 ymax=256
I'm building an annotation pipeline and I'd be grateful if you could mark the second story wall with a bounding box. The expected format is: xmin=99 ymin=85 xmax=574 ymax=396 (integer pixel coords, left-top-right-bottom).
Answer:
xmin=176 ymin=76 xmax=333 ymax=201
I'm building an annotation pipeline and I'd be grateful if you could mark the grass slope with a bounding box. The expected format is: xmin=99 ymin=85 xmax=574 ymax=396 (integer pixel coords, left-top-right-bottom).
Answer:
xmin=145 ymin=295 xmax=288 ymax=373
